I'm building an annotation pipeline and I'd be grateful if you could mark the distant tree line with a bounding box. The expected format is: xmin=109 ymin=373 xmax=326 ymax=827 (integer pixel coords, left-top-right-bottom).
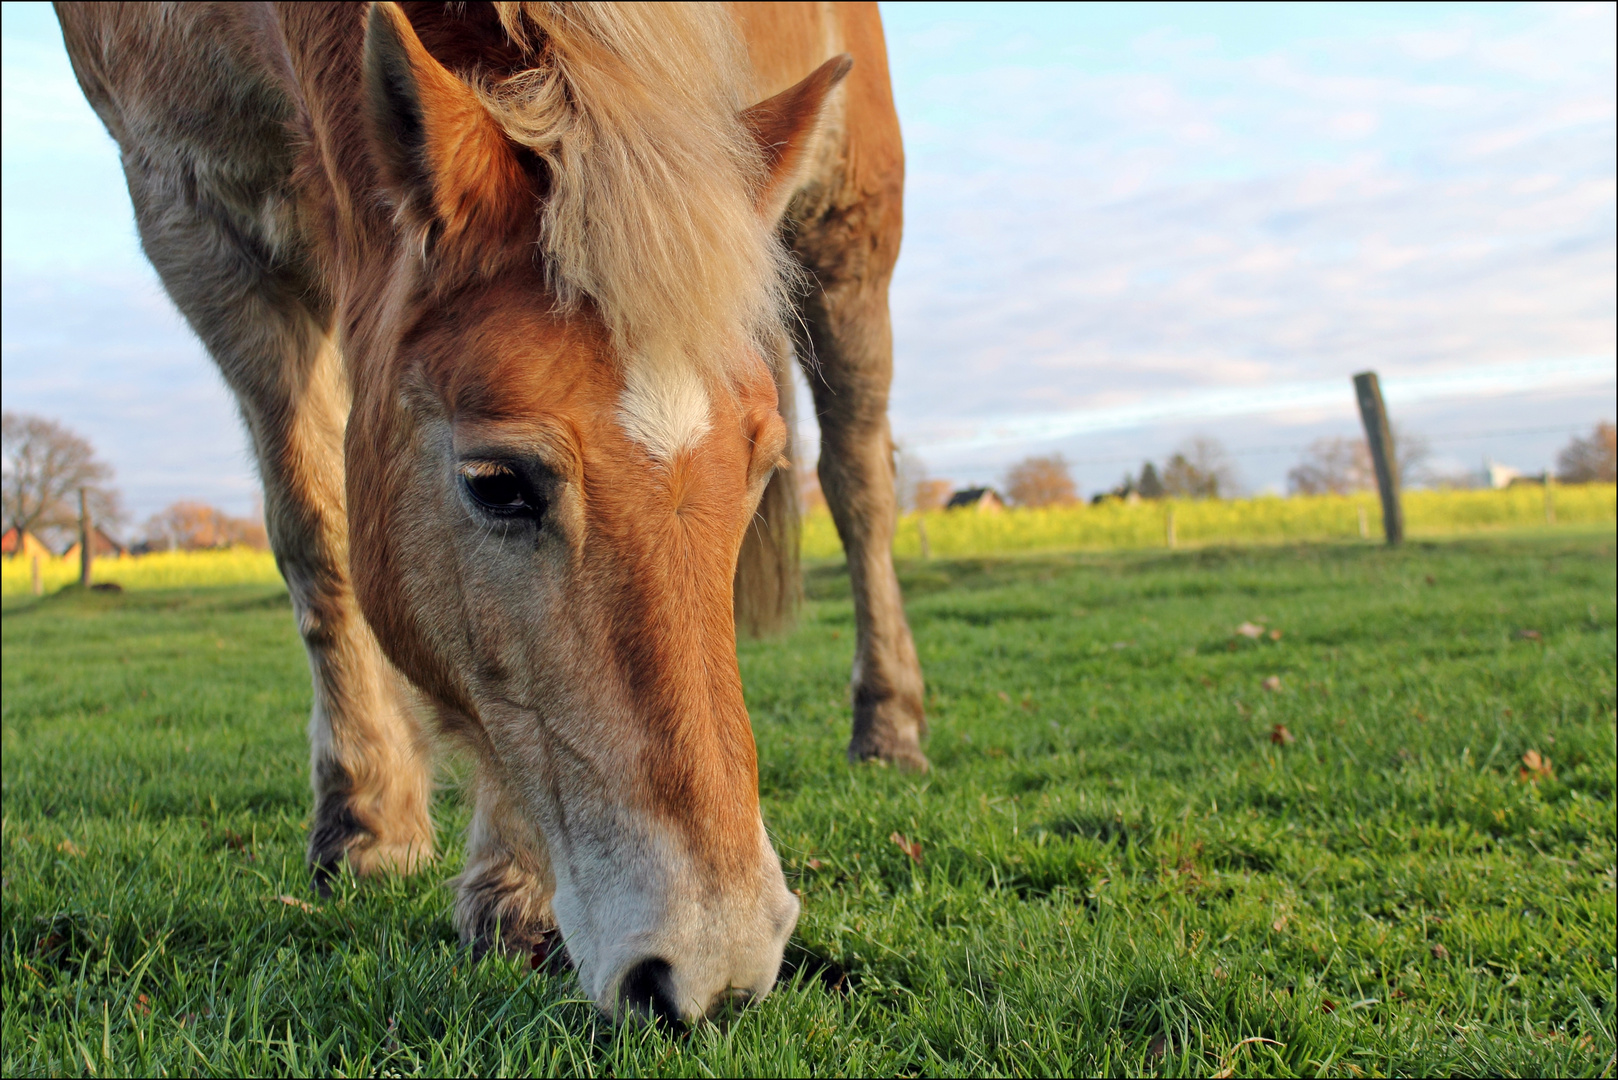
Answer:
xmin=884 ymin=421 xmax=1614 ymax=512
xmin=1556 ymin=422 xmax=1616 ymax=484
xmin=2 ymin=410 xmax=268 ymax=556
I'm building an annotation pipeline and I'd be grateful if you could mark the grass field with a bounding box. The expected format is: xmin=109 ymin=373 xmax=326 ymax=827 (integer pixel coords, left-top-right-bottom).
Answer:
xmin=3 ymin=531 xmax=1614 ymax=1076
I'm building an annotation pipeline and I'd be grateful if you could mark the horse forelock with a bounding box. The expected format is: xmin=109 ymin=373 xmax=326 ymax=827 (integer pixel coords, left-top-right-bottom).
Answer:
xmin=439 ymin=3 xmax=796 ymax=393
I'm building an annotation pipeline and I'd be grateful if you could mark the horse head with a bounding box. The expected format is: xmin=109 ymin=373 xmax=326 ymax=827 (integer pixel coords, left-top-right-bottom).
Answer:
xmin=342 ymin=2 xmax=848 ymax=1021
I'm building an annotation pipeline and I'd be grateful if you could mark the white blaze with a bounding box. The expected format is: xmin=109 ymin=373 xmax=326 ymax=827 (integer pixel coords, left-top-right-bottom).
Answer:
xmin=617 ymin=360 xmax=712 ymax=460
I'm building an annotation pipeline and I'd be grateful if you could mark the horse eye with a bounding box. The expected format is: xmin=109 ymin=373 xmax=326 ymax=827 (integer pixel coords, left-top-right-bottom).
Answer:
xmin=462 ymin=468 xmax=541 ymax=517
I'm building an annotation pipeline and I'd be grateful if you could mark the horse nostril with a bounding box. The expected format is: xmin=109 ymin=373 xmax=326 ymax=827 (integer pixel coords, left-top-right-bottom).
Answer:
xmin=705 ymin=986 xmax=753 ymax=1022
xmin=619 ymin=957 xmax=680 ymax=1024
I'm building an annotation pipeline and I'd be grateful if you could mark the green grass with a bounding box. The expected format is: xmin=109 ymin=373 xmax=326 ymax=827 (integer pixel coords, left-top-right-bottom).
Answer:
xmin=3 ymin=532 xmax=1614 ymax=1076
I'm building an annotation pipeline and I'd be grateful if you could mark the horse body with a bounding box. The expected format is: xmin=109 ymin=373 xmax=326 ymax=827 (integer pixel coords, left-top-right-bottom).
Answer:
xmin=55 ymin=1 xmax=922 ymax=1021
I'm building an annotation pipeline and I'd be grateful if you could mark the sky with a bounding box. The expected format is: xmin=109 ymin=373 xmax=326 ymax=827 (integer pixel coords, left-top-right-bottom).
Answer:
xmin=2 ymin=1 xmax=1614 ymax=520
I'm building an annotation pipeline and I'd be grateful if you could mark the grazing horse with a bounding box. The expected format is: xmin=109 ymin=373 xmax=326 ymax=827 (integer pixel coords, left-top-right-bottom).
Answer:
xmin=55 ymin=2 xmax=924 ymax=1021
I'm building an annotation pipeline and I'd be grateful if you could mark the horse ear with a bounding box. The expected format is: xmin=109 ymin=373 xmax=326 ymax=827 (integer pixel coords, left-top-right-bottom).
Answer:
xmin=363 ymin=1 xmax=531 ymax=249
xmin=741 ymin=55 xmax=852 ymax=224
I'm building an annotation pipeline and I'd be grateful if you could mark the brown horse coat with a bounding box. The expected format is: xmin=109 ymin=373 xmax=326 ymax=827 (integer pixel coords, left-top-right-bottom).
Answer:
xmin=55 ymin=0 xmax=923 ymax=1021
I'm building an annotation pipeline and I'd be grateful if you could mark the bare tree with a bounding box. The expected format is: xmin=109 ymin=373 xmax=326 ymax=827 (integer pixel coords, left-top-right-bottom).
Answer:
xmin=912 ymin=478 xmax=953 ymax=512
xmin=1004 ymin=454 xmax=1078 ymax=507
xmin=1289 ymin=426 xmax=1431 ymax=494
xmin=1556 ymin=421 xmax=1617 ymax=483
xmin=1 ymin=412 xmax=122 ymax=554
xmin=1288 ymin=436 xmax=1374 ymax=495
xmin=894 ymin=445 xmax=931 ymax=513
xmin=1162 ymin=436 xmax=1238 ymax=498
xmin=143 ymin=501 xmax=269 ymax=551
xmin=1393 ymin=425 xmax=1432 ymax=486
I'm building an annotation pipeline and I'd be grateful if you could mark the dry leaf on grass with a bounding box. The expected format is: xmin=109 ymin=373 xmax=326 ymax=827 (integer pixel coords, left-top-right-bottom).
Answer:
xmin=56 ymin=840 xmax=83 ymax=857
xmin=1514 ymin=628 xmax=1542 ymax=641
xmin=1262 ymin=675 xmax=1282 ymax=692
xmin=1236 ymin=622 xmax=1264 ymax=639
xmin=1270 ymin=724 xmax=1295 ymax=745
xmin=805 ymin=858 xmax=824 ymax=871
xmin=889 ymin=832 xmax=922 ymax=866
xmin=134 ymin=993 xmax=150 ymax=1015
xmin=1519 ymin=750 xmax=1554 ymax=783
xmin=1431 ymin=943 xmax=1450 ymax=960
xmin=274 ymin=894 xmax=317 ymax=913
xmin=1268 ymin=629 xmax=1283 ymax=641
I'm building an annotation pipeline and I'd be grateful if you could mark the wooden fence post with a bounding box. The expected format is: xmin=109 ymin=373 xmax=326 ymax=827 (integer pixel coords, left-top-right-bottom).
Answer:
xmin=1166 ymin=506 xmax=1177 ymax=549
xmin=1353 ymin=372 xmax=1403 ymax=545
xmin=31 ymin=553 xmax=43 ymax=596
xmin=78 ymin=487 xmax=93 ymax=587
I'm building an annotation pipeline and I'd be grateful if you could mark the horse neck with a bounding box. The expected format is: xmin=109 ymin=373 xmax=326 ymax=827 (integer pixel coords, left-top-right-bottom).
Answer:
xmin=276 ymin=5 xmax=398 ymax=295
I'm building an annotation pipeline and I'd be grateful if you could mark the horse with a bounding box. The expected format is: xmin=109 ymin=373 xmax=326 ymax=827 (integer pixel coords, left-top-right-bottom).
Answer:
xmin=55 ymin=1 xmax=925 ymax=1022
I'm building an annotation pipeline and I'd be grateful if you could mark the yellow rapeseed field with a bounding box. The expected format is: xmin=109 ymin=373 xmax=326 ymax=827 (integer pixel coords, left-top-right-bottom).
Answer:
xmin=4 ymin=485 xmax=1612 ymax=596
xmin=804 ymin=483 xmax=1617 ymax=560
xmin=1 ymin=546 xmax=282 ymax=597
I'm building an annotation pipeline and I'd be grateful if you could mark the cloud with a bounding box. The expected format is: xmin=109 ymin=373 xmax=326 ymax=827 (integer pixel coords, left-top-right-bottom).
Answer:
xmin=880 ymin=2 xmax=1616 ymax=454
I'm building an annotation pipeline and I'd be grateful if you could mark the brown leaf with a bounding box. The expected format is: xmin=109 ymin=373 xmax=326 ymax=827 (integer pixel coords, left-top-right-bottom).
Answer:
xmin=997 ymin=691 xmax=1010 ymax=703
xmin=1514 ymin=628 xmax=1542 ymax=641
xmin=275 ymin=894 xmax=317 ymax=913
xmin=1320 ymin=998 xmax=1336 ymax=1014
xmin=1261 ymin=675 xmax=1282 ymax=692
xmin=1271 ymin=915 xmax=1288 ymax=932
xmin=1236 ymin=622 xmax=1264 ymax=639
xmin=134 ymin=993 xmax=150 ymax=1015
xmin=1268 ymin=628 xmax=1283 ymax=641
xmin=1519 ymin=749 xmax=1553 ymax=783
xmin=805 ymin=858 xmax=824 ymax=871
xmin=1431 ymin=943 xmax=1449 ymax=960
xmin=1270 ymin=723 xmax=1294 ymax=746
xmin=56 ymin=840 xmax=83 ymax=857
xmin=889 ymin=832 xmax=922 ymax=866
xmin=1424 ymin=574 xmax=1436 ymax=586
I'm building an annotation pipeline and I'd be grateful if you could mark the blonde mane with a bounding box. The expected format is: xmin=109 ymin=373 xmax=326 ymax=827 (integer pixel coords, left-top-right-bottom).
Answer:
xmin=481 ymin=2 xmax=794 ymax=375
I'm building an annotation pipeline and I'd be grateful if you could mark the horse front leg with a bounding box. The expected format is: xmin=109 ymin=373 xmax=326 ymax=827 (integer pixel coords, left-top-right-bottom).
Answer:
xmin=119 ymin=168 xmax=435 ymax=889
xmin=798 ymin=272 xmax=928 ymax=770
xmin=454 ymin=759 xmax=560 ymax=966
xmin=237 ymin=330 xmax=437 ymax=891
